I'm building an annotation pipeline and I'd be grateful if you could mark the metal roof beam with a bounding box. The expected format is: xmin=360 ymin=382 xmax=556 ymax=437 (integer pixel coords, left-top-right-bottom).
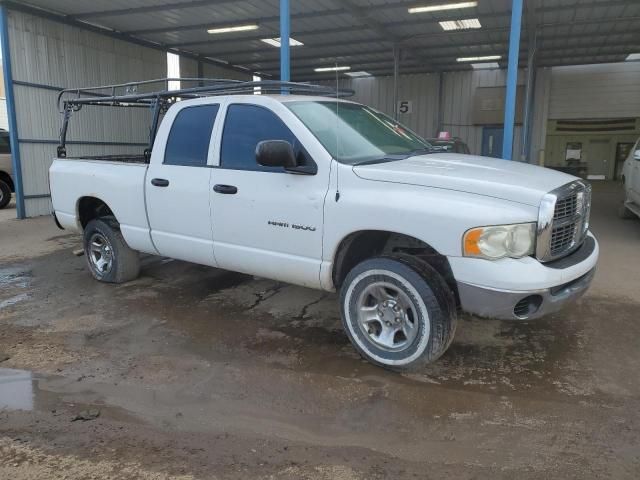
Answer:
xmin=127 ymin=8 xmax=345 ymax=35
xmin=114 ymin=0 xmax=629 ymax=34
xmin=71 ymin=1 xmax=235 ymax=20
xmin=225 ymin=35 xmax=638 ymax=68
xmin=260 ymin=43 xmax=637 ymax=76
xmin=331 ymin=0 xmax=436 ymax=70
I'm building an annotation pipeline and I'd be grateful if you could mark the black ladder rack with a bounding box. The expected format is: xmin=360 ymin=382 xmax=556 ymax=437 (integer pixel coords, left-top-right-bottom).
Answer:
xmin=56 ymin=78 xmax=354 ymax=160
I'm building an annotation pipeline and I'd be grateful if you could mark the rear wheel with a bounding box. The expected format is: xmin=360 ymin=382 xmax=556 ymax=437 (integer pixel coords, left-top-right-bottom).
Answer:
xmin=0 ymin=180 xmax=10 ymax=209
xmin=340 ymin=255 xmax=456 ymax=371
xmin=83 ymin=217 xmax=140 ymax=283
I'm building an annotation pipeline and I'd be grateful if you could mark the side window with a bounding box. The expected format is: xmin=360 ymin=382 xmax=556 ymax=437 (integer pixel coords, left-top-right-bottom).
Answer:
xmin=220 ymin=104 xmax=304 ymax=172
xmin=164 ymin=104 xmax=219 ymax=167
xmin=0 ymin=132 xmax=11 ymax=154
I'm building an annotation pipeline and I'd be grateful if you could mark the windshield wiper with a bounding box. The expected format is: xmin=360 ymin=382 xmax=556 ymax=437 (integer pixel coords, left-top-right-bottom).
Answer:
xmin=354 ymin=154 xmax=409 ymax=166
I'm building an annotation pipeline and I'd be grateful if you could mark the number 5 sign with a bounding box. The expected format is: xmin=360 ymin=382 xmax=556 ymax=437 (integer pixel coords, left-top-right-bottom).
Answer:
xmin=397 ymin=100 xmax=413 ymax=115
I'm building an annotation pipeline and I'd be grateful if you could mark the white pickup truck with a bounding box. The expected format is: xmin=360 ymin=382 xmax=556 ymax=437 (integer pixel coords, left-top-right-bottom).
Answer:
xmin=50 ymin=80 xmax=598 ymax=371
xmin=620 ymin=137 xmax=640 ymax=219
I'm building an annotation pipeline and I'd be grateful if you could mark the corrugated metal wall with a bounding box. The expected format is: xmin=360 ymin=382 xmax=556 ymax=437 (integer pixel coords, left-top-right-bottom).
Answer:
xmin=548 ymin=62 xmax=640 ymax=120
xmin=180 ymin=57 xmax=252 ymax=82
xmin=441 ymin=69 xmax=525 ymax=157
xmin=323 ymin=69 xmax=525 ymax=157
xmin=7 ymin=9 xmax=167 ymax=217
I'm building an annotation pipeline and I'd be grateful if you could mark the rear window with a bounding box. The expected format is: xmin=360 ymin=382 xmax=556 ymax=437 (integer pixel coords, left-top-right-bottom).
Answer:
xmin=164 ymin=105 xmax=219 ymax=167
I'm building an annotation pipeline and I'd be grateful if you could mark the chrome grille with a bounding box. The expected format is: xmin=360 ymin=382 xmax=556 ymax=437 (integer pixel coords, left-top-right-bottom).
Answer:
xmin=553 ymin=195 xmax=578 ymax=221
xmin=550 ymin=222 xmax=576 ymax=256
xmin=536 ymin=181 xmax=591 ymax=262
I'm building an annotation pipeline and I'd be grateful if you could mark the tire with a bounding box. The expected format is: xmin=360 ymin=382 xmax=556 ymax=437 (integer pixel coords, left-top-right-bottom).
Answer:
xmin=83 ymin=216 xmax=140 ymax=283
xmin=0 ymin=180 xmax=10 ymax=209
xmin=618 ymin=202 xmax=637 ymax=220
xmin=340 ymin=255 xmax=457 ymax=372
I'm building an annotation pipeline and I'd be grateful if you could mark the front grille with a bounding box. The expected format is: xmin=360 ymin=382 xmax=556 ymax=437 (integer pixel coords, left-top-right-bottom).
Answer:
xmin=537 ymin=181 xmax=591 ymax=262
xmin=550 ymin=222 xmax=576 ymax=256
xmin=553 ymin=195 xmax=578 ymax=221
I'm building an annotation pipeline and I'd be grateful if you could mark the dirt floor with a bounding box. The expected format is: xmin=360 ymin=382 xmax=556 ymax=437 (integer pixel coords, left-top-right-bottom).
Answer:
xmin=1 ymin=182 xmax=639 ymax=479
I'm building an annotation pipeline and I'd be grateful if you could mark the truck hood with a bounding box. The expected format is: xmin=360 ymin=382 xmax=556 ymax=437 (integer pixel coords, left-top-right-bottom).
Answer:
xmin=352 ymin=153 xmax=577 ymax=207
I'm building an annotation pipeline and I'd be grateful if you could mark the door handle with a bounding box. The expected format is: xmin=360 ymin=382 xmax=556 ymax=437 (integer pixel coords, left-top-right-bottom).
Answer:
xmin=213 ymin=184 xmax=238 ymax=194
xmin=151 ymin=178 xmax=170 ymax=187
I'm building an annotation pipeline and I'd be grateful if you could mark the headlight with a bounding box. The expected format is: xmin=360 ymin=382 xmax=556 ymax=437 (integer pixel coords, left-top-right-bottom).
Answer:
xmin=463 ymin=223 xmax=536 ymax=260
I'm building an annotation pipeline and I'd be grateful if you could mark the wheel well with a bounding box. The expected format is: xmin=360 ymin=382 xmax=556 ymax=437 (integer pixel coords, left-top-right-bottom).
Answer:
xmin=332 ymin=231 xmax=459 ymax=306
xmin=77 ymin=197 xmax=115 ymax=229
xmin=0 ymin=171 xmax=14 ymax=192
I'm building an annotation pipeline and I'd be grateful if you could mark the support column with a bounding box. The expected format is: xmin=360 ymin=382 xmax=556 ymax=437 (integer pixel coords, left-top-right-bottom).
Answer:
xmin=501 ymin=0 xmax=523 ymax=160
xmin=280 ymin=0 xmax=290 ymax=89
xmin=0 ymin=5 xmax=25 ymax=218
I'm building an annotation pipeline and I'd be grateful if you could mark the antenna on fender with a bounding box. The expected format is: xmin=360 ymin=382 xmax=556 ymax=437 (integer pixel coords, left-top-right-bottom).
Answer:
xmin=334 ymin=63 xmax=341 ymax=202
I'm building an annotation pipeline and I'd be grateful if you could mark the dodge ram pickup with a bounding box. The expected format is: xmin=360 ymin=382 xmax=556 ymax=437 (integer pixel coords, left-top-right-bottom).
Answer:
xmin=49 ymin=80 xmax=598 ymax=371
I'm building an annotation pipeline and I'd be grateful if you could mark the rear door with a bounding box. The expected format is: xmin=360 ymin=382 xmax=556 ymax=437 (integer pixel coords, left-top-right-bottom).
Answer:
xmin=209 ymin=100 xmax=330 ymax=288
xmin=145 ymin=102 xmax=220 ymax=266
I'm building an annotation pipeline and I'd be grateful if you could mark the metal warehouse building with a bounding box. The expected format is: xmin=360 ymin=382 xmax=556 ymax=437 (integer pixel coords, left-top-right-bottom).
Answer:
xmin=1 ymin=0 xmax=639 ymax=219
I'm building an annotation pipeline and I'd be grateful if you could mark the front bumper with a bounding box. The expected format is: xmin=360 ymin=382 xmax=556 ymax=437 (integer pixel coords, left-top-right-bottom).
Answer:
xmin=453 ymin=234 xmax=598 ymax=321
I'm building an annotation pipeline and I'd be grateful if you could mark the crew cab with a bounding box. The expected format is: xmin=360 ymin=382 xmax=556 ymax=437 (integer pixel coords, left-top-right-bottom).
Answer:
xmin=49 ymin=81 xmax=599 ymax=371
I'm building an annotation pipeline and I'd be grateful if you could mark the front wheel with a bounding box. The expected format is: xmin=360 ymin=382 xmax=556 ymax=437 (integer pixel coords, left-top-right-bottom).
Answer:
xmin=340 ymin=255 xmax=456 ymax=371
xmin=83 ymin=217 xmax=140 ymax=283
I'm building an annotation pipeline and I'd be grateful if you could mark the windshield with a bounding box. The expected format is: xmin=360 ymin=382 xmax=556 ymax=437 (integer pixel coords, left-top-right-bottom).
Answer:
xmin=286 ymin=101 xmax=432 ymax=165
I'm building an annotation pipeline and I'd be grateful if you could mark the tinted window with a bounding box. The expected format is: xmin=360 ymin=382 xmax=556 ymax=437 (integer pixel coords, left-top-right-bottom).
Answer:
xmin=287 ymin=101 xmax=430 ymax=165
xmin=221 ymin=104 xmax=301 ymax=171
xmin=0 ymin=132 xmax=10 ymax=154
xmin=164 ymin=105 xmax=219 ymax=166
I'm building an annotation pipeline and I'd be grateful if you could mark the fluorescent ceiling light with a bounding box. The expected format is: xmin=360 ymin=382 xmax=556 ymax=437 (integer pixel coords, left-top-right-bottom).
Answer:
xmin=626 ymin=53 xmax=640 ymax=61
xmin=409 ymin=2 xmax=478 ymax=14
xmin=471 ymin=62 xmax=500 ymax=69
xmin=261 ymin=37 xmax=304 ymax=47
xmin=439 ymin=18 xmax=481 ymax=30
xmin=345 ymin=71 xmax=372 ymax=77
xmin=457 ymin=55 xmax=501 ymax=62
xmin=314 ymin=66 xmax=351 ymax=72
xmin=207 ymin=24 xmax=258 ymax=34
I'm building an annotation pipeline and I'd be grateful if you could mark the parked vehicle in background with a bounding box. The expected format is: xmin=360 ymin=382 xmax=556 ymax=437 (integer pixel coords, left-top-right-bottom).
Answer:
xmin=49 ymin=80 xmax=599 ymax=371
xmin=426 ymin=135 xmax=471 ymax=155
xmin=619 ymin=137 xmax=640 ymax=219
xmin=0 ymin=129 xmax=15 ymax=209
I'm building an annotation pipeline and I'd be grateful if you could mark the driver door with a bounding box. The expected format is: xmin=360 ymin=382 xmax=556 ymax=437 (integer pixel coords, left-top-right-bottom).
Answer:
xmin=210 ymin=102 xmax=330 ymax=288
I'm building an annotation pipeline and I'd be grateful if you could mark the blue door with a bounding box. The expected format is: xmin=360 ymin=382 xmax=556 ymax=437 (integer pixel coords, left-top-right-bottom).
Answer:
xmin=482 ymin=127 xmax=504 ymax=158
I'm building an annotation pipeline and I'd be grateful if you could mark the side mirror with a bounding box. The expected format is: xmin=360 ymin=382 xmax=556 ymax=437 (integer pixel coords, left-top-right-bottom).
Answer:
xmin=256 ymin=140 xmax=297 ymax=169
xmin=634 ymin=149 xmax=640 ymax=161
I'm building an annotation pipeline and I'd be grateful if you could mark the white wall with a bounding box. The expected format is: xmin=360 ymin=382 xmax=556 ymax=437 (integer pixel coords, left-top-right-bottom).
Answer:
xmin=7 ymin=9 xmax=167 ymax=217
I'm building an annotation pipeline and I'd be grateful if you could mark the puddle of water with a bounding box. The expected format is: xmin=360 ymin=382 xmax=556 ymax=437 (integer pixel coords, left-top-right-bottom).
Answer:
xmin=0 ymin=267 xmax=30 ymax=288
xmin=0 ymin=293 xmax=30 ymax=309
xmin=0 ymin=368 xmax=34 ymax=411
